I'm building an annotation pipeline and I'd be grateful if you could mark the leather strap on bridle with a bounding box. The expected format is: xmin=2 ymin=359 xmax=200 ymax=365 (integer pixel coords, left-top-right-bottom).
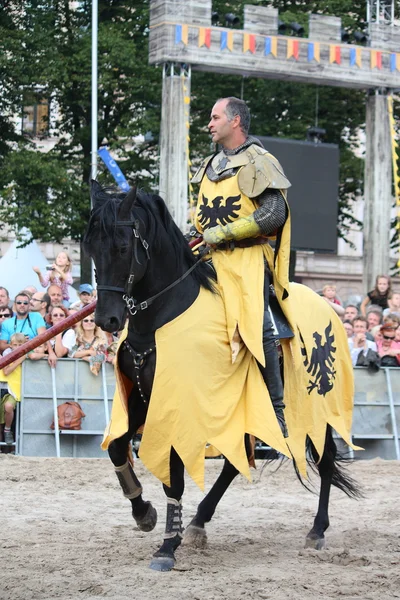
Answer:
xmin=96 ymin=218 xmax=204 ymax=316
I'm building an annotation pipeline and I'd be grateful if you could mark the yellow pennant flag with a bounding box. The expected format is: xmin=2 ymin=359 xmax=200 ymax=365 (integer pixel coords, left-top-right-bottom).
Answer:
xmin=198 ymin=27 xmax=205 ymax=48
xmin=182 ymin=24 xmax=188 ymax=45
xmin=271 ymin=36 xmax=277 ymax=57
xmin=314 ymin=42 xmax=320 ymax=62
xmin=287 ymin=39 xmax=294 ymax=59
xmin=227 ymin=30 xmax=233 ymax=51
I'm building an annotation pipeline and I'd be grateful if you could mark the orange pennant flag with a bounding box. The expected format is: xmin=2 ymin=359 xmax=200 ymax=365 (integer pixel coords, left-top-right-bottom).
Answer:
xmin=243 ymin=34 xmax=255 ymax=53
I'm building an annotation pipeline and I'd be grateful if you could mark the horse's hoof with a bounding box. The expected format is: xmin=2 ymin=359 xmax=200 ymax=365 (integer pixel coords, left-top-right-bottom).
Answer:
xmin=182 ymin=524 xmax=208 ymax=548
xmin=305 ymin=535 xmax=326 ymax=550
xmin=134 ymin=502 xmax=157 ymax=532
xmin=149 ymin=556 xmax=175 ymax=572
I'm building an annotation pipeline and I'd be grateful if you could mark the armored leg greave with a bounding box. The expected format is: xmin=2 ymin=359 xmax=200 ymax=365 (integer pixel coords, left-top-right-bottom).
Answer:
xmin=258 ymin=269 xmax=288 ymax=438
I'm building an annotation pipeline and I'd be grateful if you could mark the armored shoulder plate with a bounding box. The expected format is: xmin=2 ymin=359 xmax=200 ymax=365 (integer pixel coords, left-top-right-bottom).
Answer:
xmin=237 ymin=145 xmax=291 ymax=198
xmin=191 ymin=154 xmax=214 ymax=184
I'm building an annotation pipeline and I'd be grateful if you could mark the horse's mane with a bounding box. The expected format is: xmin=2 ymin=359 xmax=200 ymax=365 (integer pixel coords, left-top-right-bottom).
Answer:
xmin=84 ymin=185 xmax=216 ymax=293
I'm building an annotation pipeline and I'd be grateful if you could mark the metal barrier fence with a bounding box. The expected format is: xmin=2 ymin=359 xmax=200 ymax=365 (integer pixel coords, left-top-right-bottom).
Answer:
xmin=10 ymin=361 xmax=400 ymax=460
xmin=18 ymin=358 xmax=114 ymax=458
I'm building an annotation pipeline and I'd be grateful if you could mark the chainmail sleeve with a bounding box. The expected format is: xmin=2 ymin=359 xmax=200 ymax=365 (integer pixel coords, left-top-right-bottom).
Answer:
xmin=253 ymin=189 xmax=287 ymax=235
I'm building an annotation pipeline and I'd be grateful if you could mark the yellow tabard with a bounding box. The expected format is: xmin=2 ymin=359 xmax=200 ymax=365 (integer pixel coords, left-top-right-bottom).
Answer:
xmin=195 ymin=171 xmax=291 ymax=366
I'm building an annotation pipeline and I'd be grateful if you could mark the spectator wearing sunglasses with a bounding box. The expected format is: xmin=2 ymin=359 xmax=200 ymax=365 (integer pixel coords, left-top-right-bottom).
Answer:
xmin=0 ymin=292 xmax=47 ymax=355
xmin=376 ymin=325 xmax=400 ymax=367
xmin=69 ymin=316 xmax=107 ymax=376
xmin=46 ymin=306 xmax=76 ymax=359
xmin=0 ymin=308 xmax=13 ymax=332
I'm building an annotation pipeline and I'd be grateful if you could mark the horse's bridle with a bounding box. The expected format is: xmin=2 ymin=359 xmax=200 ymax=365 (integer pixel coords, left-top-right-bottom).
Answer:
xmin=95 ymin=218 xmax=203 ymax=316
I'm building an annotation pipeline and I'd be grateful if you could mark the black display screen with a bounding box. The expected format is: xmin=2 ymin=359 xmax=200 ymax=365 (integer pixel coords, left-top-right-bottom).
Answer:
xmin=256 ymin=136 xmax=340 ymax=253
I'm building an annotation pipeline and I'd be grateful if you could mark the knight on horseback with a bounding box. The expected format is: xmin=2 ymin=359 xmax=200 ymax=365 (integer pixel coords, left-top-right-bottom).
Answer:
xmin=192 ymin=96 xmax=292 ymax=438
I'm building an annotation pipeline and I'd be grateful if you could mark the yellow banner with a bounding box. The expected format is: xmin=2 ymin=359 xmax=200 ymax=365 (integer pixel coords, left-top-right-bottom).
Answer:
xmin=182 ymin=24 xmax=188 ymax=45
xmin=227 ymin=30 xmax=233 ymax=51
xmin=314 ymin=42 xmax=320 ymax=62
xmin=243 ymin=33 xmax=250 ymax=53
xmin=356 ymin=47 xmax=362 ymax=68
xmin=287 ymin=39 xmax=294 ymax=59
xmin=198 ymin=27 xmax=205 ymax=48
xmin=271 ymin=36 xmax=277 ymax=57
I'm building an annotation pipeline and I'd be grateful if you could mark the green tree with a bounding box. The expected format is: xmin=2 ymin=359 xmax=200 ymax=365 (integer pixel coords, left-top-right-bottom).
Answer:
xmin=0 ymin=0 xmax=162 ymax=277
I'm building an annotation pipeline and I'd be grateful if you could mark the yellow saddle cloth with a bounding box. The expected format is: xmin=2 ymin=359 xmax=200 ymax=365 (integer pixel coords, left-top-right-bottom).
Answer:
xmin=102 ymin=281 xmax=357 ymax=490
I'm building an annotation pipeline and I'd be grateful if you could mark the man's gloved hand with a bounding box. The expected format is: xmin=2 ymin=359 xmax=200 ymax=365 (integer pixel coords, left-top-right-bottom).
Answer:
xmin=203 ymin=214 xmax=261 ymax=245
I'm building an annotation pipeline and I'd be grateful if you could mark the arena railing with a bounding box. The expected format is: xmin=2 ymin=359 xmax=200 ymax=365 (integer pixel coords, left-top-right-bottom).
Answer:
xmin=1 ymin=305 xmax=399 ymax=460
xmin=13 ymin=363 xmax=400 ymax=460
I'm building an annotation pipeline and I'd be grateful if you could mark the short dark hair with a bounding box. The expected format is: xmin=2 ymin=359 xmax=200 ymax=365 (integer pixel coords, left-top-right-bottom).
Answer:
xmin=353 ymin=316 xmax=368 ymax=325
xmin=0 ymin=286 xmax=10 ymax=297
xmin=15 ymin=291 xmax=30 ymax=302
xmin=222 ymin=97 xmax=250 ymax=134
xmin=43 ymin=293 xmax=51 ymax=310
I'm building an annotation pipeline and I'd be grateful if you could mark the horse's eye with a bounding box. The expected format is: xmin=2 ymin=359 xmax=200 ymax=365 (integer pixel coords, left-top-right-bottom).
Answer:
xmin=119 ymin=246 xmax=130 ymax=256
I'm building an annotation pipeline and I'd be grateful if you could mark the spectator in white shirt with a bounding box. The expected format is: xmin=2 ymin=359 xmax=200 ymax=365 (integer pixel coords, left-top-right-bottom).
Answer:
xmin=348 ymin=316 xmax=377 ymax=366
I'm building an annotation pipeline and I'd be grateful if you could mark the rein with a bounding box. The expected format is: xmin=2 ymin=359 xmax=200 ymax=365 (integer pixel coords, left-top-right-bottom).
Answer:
xmin=96 ymin=218 xmax=204 ymax=316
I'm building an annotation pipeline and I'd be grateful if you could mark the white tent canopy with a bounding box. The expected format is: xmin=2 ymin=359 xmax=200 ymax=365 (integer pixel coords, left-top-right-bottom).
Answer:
xmin=0 ymin=235 xmax=78 ymax=303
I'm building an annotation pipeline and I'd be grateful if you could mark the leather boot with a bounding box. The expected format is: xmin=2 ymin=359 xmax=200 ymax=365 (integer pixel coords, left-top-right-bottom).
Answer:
xmin=259 ymin=268 xmax=288 ymax=438
xmin=258 ymin=335 xmax=288 ymax=438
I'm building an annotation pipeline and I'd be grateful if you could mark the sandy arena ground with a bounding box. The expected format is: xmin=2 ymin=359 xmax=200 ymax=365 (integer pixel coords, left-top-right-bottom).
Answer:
xmin=1 ymin=455 xmax=399 ymax=600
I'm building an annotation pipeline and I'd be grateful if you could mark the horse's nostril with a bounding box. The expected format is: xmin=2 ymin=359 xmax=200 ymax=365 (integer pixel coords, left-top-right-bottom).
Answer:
xmin=101 ymin=316 xmax=120 ymax=333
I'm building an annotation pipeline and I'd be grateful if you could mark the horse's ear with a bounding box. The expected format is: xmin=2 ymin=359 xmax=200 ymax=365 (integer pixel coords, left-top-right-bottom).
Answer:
xmin=90 ymin=179 xmax=104 ymax=207
xmin=118 ymin=186 xmax=137 ymax=221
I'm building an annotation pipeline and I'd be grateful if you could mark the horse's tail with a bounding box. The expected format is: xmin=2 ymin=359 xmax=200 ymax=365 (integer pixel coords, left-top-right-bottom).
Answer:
xmin=292 ymin=425 xmax=363 ymax=499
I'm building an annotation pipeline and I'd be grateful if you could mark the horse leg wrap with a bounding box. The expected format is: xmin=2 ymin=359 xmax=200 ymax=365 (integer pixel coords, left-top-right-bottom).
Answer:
xmin=164 ymin=498 xmax=183 ymax=540
xmin=114 ymin=461 xmax=143 ymax=499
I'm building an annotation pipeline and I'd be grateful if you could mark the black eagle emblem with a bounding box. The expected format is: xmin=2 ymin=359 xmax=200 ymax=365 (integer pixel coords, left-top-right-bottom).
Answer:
xmin=198 ymin=193 xmax=241 ymax=228
xmin=300 ymin=322 xmax=336 ymax=397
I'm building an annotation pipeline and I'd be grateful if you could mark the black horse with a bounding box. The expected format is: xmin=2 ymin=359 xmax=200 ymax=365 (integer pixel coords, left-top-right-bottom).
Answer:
xmin=83 ymin=181 xmax=360 ymax=572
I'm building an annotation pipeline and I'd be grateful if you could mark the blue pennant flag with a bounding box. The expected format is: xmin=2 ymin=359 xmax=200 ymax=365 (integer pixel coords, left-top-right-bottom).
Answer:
xmin=98 ymin=147 xmax=130 ymax=192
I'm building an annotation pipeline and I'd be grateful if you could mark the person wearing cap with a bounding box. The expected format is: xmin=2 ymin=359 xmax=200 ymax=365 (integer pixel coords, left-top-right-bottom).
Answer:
xmin=69 ymin=284 xmax=94 ymax=310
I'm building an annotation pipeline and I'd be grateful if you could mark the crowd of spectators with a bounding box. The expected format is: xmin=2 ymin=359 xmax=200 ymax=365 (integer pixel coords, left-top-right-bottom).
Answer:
xmin=1 ymin=263 xmax=399 ymax=447
xmin=0 ymin=262 xmax=121 ymax=447
xmin=321 ymin=274 xmax=400 ymax=371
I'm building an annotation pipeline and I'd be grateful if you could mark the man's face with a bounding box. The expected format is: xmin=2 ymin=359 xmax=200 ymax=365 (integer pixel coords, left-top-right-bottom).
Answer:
xmin=15 ymin=295 xmax=30 ymax=316
xmin=30 ymin=293 xmax=45 ymax=312
xmin=353 ymin=319 xmax=367 ymax=335
xmin=367 ymin=312 xmax=381 ymax=329
xmin=208 ymin=100 xmax=235 ymax=146
xmin=80 ymin=292 xmax=92 ymax=306
xmin=48 ymin=287 xmax=62 ymax=306
xmin=344 ymin=306 xmax=358 ymax=322
xmin=0 ymin=289 xmax=10 ymax=309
